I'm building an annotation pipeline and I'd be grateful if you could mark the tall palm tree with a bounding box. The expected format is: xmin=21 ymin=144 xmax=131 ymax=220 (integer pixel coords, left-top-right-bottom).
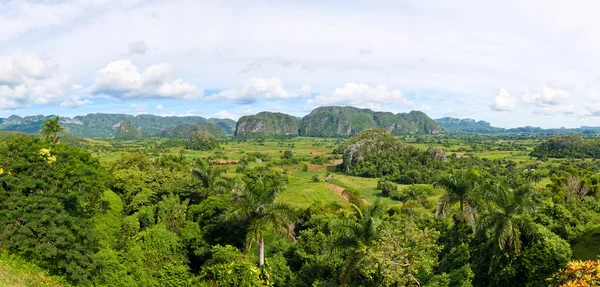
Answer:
xmin=40 ymin=116 xmax=66 ymax=144
xmin=476 ymin=183 xmax=536 ymax=257
xmin=225 ymin=170 xmax=296 ymax=267
xmin=434 ymin=169 xmax=480 ymax=227
xmin=333 ymin=200 xmax=387 ymax=286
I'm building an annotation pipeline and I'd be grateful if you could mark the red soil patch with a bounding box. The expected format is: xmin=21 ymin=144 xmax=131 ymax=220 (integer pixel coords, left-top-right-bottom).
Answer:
xmin=211 ymin=159 xmax=239 ymax=165
xmin=332 ymin=159 xmax=343 ymax=165
xmin=308 ymin=165 xmax=327 ymax=171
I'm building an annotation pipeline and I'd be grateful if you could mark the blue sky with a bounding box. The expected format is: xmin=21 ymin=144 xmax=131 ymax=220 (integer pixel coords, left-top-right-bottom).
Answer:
xmin=1 ymin=0 xmax=600 ymax=128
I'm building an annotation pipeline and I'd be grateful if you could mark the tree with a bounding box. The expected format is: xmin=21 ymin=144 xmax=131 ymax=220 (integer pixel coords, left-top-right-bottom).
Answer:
xmin=40 ymin=116 xmax=66 ymax=144
xmin=332 ymin=200 xmax=387 ymax=286
xmin=0 ymin=135 xmax=109 ymax=284
xmin=191 ymin=160 xmax=229 ymax=196
xmin=434 ymin=169 xmax=480 ymax=227
xmin=476 ymin=183 xmax=536 ymax=257
xmin=225 ymin=169 xmax=296 ymax=267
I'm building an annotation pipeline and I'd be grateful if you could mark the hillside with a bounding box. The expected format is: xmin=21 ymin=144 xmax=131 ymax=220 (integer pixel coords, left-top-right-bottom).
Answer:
xmin=299 ymin=106 xmax=440 ymax=137
xmin=0 ymin=114 xmax=236 ymax=138
xmin=235 ymin=112 xmax=300 ymax=137
xmin=114 ymin=121 xmax=142 ymax=140
xmin=161 ymin=122 xmax=225 ymax=138
xmin=436 ymin=117 xmax=504 ymax=133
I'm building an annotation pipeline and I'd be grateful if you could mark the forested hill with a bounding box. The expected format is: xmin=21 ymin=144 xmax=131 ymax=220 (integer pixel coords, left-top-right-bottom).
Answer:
xmin=235 ymin=112 xmax=301 ymax=138
xmin=0 ymin=114 xmax=236 ymax=138
xmin=436 ymin=117 xmax=504 ymax=133
xmin=298 ymin=106 xmax=441 ymax=137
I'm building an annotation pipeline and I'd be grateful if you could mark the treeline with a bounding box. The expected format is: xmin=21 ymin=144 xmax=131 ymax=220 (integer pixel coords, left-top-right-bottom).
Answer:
xmin=531 ymin=135 xmax=600 ymax=159
xmin=338 ymin=129 xmax=526 ymax=186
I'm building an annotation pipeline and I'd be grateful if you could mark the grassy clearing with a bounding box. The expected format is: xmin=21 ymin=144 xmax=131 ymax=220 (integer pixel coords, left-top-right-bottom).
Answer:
xmin=0 ymin=251 xmax=69 ymax=287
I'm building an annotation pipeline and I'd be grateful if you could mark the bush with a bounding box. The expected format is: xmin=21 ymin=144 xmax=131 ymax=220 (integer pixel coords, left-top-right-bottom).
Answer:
xmin=377 ymin=180 xmax=398 ymax=197
xmin=312 ymin=175 xmax=320 ymax=182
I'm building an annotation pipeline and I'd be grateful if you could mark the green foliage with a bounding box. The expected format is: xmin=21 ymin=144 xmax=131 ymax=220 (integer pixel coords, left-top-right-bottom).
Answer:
xmin=115 ymin=121 xmax=142 ymax=140
xmin=0 ymin=135 xmax=109 ymax=285
xmin=530 ymin=135 xmax=600 ymax=158
xmin=340 ymin=129 xmax=445 ymax=183
xmin=161 ymin=122 xmax=225 ymax=138
xmin=40 ymin=116 xmax=66 ymax=144
xmin=185 ymin=131 xmax=220 ymax=151
xmin=300 ymin=106 xmax=440 ymax=137
xmin=235 ymin=112 xmax=300 ymax=138
xmin=198 ymin=245 xmax=262 ymax=286
xmin=377 ymin=180 xmax=398 ymax=197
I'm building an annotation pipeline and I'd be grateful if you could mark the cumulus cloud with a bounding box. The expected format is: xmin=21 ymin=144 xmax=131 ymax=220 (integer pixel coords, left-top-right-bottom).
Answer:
xmin=0 ymin=51 xmax=73 ymax=109
xmin=92 ymin=60 xmax=202 ymax=99
xmin=127 ymin=41 xmax=150 ymax=56
xmin=490 ymin=89 xmax=516 ymax=111
xmin=210 ymin=77 xmax=310 ymax=103
xmin=310 ymin=83 xmax=411 ymax=110
xmin=156 ymin=104 xmax=164 ymax=111
xmin=521 ymin=86 xmax=570 ymax=107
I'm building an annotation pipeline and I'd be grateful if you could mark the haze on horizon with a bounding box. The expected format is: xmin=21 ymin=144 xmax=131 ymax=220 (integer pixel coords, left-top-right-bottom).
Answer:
xmin=1 ymin=0 xmax=599 ymax=129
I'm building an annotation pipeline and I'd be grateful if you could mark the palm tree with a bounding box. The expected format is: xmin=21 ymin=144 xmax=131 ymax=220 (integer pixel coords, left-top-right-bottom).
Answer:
xmin=333 ymin=200 xmax=387 ymax=286
xmin=476 ymin=183 xmax=536 ymax=257
xmin=40 ymin=116 xmax=66 ymax=144
xmin=434 ymin=169 xmax=480 ymax=227
xmin=192 ymin=160 xmax=229 ymax=196
xmin=225 ymin=170 xmax=296 ymax=267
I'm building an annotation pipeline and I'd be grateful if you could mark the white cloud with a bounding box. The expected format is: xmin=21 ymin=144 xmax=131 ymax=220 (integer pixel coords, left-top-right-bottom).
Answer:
xmin=210 ymin=77 xmax=309 ymax=103
xmin=521 ymin=86 xmax=570 ymax=107
xmin=60 ymin=96 xmax=92 ymax=108
xmin=127 ymin=40 xmax=150 ymax=56
xmin=92 ymin=60 xmax=202 ymax=99
xmin=490 ymin=89 xmax=516 ymax=111
xmin=310 ymin=83 xmax=411 ymax=110
xmin=156 ymin=104 xmax=164 ymax=111
xmin=0 ymin=51 xmax=72 ymax=109
xmin=0 ymin=51 xmax=57 ymax=84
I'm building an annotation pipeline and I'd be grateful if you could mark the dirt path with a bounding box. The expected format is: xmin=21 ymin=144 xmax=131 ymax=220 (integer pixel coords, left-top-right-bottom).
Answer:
xmin=325 ymin=183 xmax=369 ymax=204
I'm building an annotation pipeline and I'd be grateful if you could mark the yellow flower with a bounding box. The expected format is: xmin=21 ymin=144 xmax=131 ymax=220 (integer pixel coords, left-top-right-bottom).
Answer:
xmin=0 ymin=167 xmax=3 ymax=175
xmin=39 ymin=148 xmax=57 ymax=164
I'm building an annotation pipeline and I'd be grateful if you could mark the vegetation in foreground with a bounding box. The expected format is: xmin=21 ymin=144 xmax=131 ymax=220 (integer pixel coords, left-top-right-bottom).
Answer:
xmin=1 ymin=119 xmax=600 ymax=286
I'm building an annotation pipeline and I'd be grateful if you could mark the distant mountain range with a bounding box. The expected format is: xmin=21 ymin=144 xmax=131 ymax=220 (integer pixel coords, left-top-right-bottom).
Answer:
xmin=436 ymin=117 xmax=600 ymax=134
xmin=1 ymin=107 xmax=599 ymax=139
xmin=0 ymin=114 xmax=236 ymax=138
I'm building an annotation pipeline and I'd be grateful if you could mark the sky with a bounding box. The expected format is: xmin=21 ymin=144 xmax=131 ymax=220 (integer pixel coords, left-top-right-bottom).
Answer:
xmin=1 ymin=0 xmax=600 ymax=128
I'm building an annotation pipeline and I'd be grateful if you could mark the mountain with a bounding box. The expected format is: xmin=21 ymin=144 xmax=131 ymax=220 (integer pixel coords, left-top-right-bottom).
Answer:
xmin=436 ymin=117 xmax=505 ymax=133
xmin=115 ymin=121 xmax=142 ymax=140
xmin=0 ymin=114 xmax=236 ymax=138
xmin=161 ymin=122 xmax=225 ymax=138
xmin=299 ymin=106 xmax=440 ymax=137
xmin=235 ymin=112 xmax=300 ymax=137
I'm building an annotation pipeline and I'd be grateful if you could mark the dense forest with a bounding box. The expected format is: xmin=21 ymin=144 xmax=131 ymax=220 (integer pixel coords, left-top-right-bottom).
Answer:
xmin=531 ymin=135 xmax=600 ymax=159
xmin=1 ymin=118 xmax=600 ymax=286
